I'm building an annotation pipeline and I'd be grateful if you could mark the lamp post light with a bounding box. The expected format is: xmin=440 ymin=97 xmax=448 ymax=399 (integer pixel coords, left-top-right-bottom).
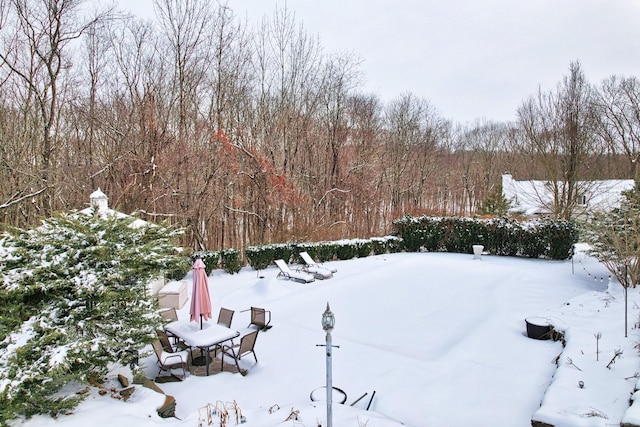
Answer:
xmin=321 ymin=303 xmax=336 ymax=427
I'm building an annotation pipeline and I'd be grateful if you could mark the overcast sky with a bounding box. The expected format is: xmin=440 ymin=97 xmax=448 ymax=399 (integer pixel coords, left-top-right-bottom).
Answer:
xmin=119 ymin=0 xmax=640 ymax=124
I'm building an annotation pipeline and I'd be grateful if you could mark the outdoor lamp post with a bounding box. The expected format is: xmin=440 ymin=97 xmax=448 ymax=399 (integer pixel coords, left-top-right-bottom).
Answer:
xmin=322 ymin=303 xmax=335 ymax=427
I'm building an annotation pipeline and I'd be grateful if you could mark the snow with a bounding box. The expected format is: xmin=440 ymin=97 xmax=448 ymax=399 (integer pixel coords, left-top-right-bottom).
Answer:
xmin=12 ymin=245 xmax=640 ymax=427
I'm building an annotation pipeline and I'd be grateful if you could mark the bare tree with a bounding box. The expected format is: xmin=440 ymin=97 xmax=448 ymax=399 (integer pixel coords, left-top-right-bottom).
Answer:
xmin=595 ymin=75 xmax=640 ymax=179
xmin=252 ymin=5 xmax=322 ymax=174
xmin=381 ymin=93 xmax=447 ymax=216
xmin=453 ymin=119 xmax=512 ymax=215
xmin=312 ymin=53 xmax=362 ymax=234
xmin=342 ymin=93 xmax=385 ymax=236
xmin=0 ymin=0 xmax=107 ymax=216
xmin=517 ymin=61 xmax=601 ymax=219
xmin=154 ymin=0 xmax=215 ymax=139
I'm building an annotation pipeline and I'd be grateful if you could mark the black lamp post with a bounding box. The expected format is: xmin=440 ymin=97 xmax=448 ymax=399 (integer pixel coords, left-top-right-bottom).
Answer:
xmin=321 ymin=303 xmax=335 ymax=427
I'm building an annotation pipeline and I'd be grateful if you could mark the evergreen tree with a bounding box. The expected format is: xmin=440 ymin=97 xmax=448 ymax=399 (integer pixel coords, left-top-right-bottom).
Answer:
xmin=0 ymin=211 xmax=187 ymax=422
xmin=477 ymin=189 xmax=511 ymax=217
xmin=581 ymin=180 xmax=640 ymax=288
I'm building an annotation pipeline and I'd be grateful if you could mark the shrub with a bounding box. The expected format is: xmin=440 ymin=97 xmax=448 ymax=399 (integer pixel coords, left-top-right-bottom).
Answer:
xmin=518 ymin=221 xmax=547 ymax=258
xmin=245 ymin=246 xmax=274 ymax=271
xmin=0 ymin=212 xmax=186 ymax=422
xmin=191 ymin=250 xmax=220 ymax=274
xmin=315 ymin=243 xmax=337 ymax=261
xmin=371 ymin=236 xmax=400 ymax=255
xmin=272 ymin=244 xmax=293 ymax=264
xmin=336 ymin=240 xmax=358 ymax=260
xmin=356 ymin=240 xmax=372 ymax=257
xmin=484 ymin=217 xmax=520 ymax=256
xmin=542 ymin=219 xmax=578 ymax=260
xmin=221 ymin=249 xmax=242 ymax=274
xmin=165 ymin=256 xmax=193 ymax=281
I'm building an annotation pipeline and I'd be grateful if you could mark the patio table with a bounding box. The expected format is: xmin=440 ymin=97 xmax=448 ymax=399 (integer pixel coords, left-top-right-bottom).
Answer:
xmin=165 ymin=320 xmax=239 ymax=376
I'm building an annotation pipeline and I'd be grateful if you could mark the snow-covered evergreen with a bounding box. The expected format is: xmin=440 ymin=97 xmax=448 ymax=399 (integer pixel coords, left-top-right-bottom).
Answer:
xmin=0 ymin=212 xmax=186 ymax=421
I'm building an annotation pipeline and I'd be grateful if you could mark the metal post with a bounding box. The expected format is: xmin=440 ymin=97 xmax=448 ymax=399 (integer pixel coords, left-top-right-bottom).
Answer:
xmin=320 ymin=303 xmax=336 ymax=427
xmin=326 ymin=327 xmax=333 ymax=427
xmin=625 ymin=265 xmax=629 ymax=338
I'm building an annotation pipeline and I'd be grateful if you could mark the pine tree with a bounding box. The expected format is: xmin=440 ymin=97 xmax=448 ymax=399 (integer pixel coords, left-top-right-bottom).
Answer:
xmin=0 ymin=211 xmax=188 ymax=422
xmin=582 ymin=180 xmax=640 ymax=288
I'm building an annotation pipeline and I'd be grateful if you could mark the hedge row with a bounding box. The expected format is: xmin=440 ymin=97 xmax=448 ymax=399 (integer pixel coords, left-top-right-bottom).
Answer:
xmin=393 ymin=215 xmax=578 ymax=260
xmin=244 ymin=236 xmax=402 ymax=271
xmin=181 ymin=216 xmax=576 ymax=278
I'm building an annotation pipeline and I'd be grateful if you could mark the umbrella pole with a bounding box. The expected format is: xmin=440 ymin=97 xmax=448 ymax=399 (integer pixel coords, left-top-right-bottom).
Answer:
xmin=191 ymin=314 xmax=208 ymax=367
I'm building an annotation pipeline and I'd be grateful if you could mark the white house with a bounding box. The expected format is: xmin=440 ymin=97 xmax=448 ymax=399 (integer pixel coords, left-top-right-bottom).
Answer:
xmin=502 ymin=174 xmax=635 ymax=217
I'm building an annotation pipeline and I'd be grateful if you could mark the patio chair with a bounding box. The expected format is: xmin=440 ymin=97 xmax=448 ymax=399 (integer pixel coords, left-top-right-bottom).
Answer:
xmin=246 ymin=306 xmax=272 ymax=331
xmin=220 ymin=330 xmax=259 ymax=376
xmin=299 ymin=251 xmax=337 ymax=273
xmin=157 ymin=329 xmax=188 ymax=352
xmin=217 ymin=307 xmax=235 ymax=328
xmin=159 ymin=308 xmax=182 ymax=343
xmin=158 ymin=309 xmax=186 ymax=347
xmin=152 ymin=340 xmax=189 ymax=381
xmin=274 ymin=259 xmax=315 ymax=283
xmin=157 ymin=329 xmax=175 ymax=352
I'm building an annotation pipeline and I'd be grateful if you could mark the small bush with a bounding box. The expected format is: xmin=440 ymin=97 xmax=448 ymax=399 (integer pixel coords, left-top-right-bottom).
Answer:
xmin=356 ymin=240 xmax=372 ymax=258
xmin=371 ymin=236 xmax=400 ymax=255
xmin=272 ymin=244 xmax=293 ymax=264
xmin=335 ymin=241 xmax=358 ymax=260
xmin=245 ymin=246 xmax=274 ymax=271
xmin=191 ymin=251 xmax=220 ymax=274
xmin=221 ymin=249 xmax=242 ymax=274
xmin=315 ymin=243 xmax=337 ymax=261
xmin=165 ymin=256 xmax=192 ymax=281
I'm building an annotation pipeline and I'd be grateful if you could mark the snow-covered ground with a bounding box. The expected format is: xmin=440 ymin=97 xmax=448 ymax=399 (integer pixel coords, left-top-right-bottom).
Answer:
xmin=14 ymin=246 xmax=640 ymax=426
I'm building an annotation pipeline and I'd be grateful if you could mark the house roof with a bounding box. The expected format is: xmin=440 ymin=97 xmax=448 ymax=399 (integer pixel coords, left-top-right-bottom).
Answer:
xmin=502 ymin=174 xmax=635 ymax=216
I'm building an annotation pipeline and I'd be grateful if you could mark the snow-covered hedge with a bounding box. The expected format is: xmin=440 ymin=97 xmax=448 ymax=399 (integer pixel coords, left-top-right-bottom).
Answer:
xmin=393 ymin=215 xmax=578 ymax=260
xmin=243 ymin=236 xmax=401 ymax=270
xmin=198 ymin=216 xmax=575 ymax=274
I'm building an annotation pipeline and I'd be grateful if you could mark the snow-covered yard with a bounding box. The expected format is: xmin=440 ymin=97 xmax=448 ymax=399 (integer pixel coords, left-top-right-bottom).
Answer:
xmin=15 ymin=246 xmax=640 ymax=426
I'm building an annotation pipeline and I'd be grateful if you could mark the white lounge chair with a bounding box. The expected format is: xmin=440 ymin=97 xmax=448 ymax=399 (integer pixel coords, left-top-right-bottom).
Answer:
xmin=274 ymin=259 xmax=315 ymax=283
xmin=299 ymin=251 xmax=337 ymax=279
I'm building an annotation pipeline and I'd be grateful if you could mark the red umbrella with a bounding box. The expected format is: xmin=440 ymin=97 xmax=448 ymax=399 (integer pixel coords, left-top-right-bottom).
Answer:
xmin=190 ymin=258 xmax=212 ymax=329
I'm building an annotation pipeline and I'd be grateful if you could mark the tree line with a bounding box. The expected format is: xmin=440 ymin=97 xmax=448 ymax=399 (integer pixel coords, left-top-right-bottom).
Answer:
xmin=0 ymin=0 xmax=637 ymax=252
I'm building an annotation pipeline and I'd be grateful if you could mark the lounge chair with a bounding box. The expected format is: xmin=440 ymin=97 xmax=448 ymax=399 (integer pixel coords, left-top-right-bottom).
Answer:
xmin=298 ymin=251 xmax=335 ymax=279
xmin=220 ymin=330 xmax=259 ymax=376
xmin=300 ymin=251 xmax=337 ymax=273
xmin=274 ymin=259 xmax=315 ymax=283
xmin=244 ymin=306 xmax=272 ymax=331
xmin=152 ymin=340 xmax=189 ymax=380
xmin=217 ymin=307 xmax=235 ymax=328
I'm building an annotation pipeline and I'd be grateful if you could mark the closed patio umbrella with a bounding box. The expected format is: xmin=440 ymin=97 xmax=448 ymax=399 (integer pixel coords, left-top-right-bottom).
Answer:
xmin=190 ymin=258 xmax=212 ymax=329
